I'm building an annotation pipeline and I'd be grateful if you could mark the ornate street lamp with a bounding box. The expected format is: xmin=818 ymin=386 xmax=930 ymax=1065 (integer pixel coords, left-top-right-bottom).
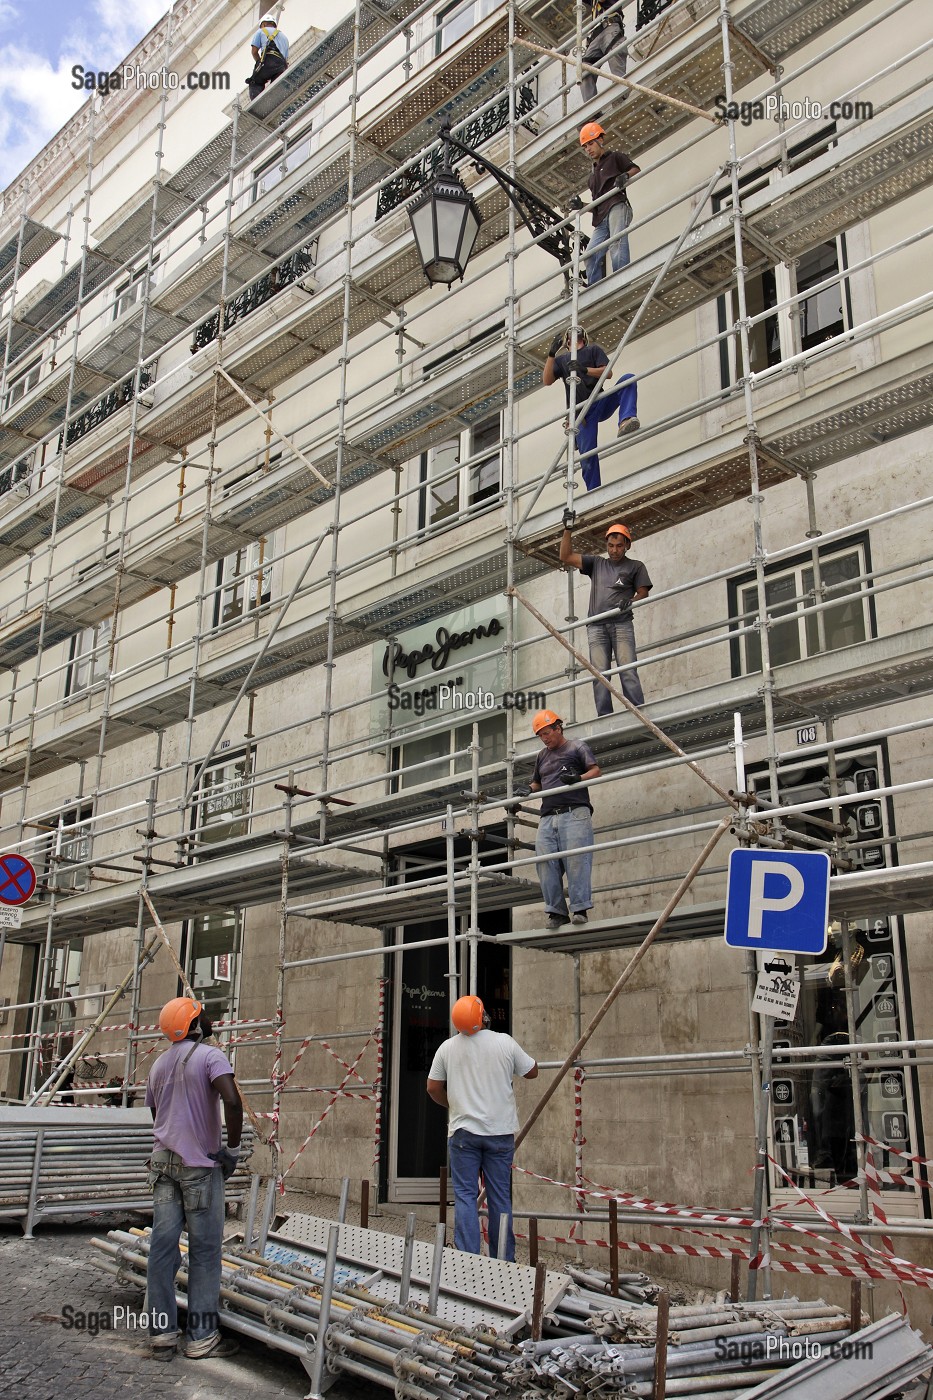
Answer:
xmin=407 ymin=158 xmax=481 ymax=287
xmin=407 ymin=125 xmax=579 ymax=288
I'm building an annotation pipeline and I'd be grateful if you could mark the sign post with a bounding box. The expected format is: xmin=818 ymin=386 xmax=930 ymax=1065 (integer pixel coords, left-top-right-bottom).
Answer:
xmin=724 ymin=848 xmax=831 ymax=1300
xmin=0 ymin=852 xmax=37 ymax=976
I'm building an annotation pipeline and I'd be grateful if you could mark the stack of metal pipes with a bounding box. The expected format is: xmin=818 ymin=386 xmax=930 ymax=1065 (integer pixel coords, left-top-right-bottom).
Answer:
xmin=0 ymin=1118 xmax=253 ymax=1231
xmin=92 ymin=1227 xmax=519 ymax=1399
xmin=509 ymin=1298 xmax=861 ymax=1399
xmin=566 ymin=1265 xmax=659 ymax=1306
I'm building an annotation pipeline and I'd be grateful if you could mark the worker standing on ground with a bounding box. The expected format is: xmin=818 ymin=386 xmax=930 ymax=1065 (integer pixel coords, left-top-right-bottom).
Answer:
xmin=145 ymin=997 xmax=243 ymax=1362
xmin=248 ymin=15 xmax=289 ymax=101
xmin=579 ymin=0 xmax=628 ymax=105
xmin=427 ymin=995 xmax=537 ymax=1261
xmin=543 ymin=327 xmax=639 ymax=490
xmin=580 ymin=123 xmax=640 ymax=283
xmin=560 ymin=517 xmax=651 ymax=713
xmin=530 ymin=709 xmax=601 ymax=928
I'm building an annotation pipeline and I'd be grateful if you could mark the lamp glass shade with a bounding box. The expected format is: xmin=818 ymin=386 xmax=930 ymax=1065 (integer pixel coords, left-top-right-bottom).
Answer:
xmin=408 ymin=170 xmax=482 ymax=286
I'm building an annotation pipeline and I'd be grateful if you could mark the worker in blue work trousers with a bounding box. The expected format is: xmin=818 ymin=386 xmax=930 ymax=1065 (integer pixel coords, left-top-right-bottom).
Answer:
xmin=543 ymin=326 xmax=639 ymax=490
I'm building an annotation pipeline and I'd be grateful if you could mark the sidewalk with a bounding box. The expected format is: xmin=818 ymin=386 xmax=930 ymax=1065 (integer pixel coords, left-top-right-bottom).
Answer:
xmin=0 ymin=1216 xmax=364 ymax=1399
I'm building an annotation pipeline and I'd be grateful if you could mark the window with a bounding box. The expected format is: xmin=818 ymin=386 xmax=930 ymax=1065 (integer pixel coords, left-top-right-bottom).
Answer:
xmin=393 ymin=713 xmax=506 ymax=789
xmin=729 ymin=537 xmax=873 ymax=678
xmin=186 ymin=753 xmax=252 ymax=1019
xmin=4 ymin=358 xmax=41 ymax=411
xmin=65 ymin=618 xmax=112 ymax=697
xmin=436 ymin=0 xmax=499 ymax=52
xmin=250 ymin=115 xmax=320 ymax=203
xmin=214 ymin=538 xmax=271 ymax=627
xmin=192 ymin=751 xmax=253 ymax=848
xmin=418 ymin=414 xmax=501 ymax=530
xmin=113 ymin=256 xmax=159 ymax=320
xmin=0 ymin=452 xmax=34 ymax=499
xmin=714 ymin=130 xmax=853 ymax=388
xmin=33 ymin=803 xmax=93 ymax=899
xmin=749 ymin=747 xmax=922 ymax=1200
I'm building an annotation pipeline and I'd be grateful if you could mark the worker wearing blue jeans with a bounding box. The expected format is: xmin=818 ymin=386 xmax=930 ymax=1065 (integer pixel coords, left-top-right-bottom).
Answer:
xmin=428 ymin=996 xmax=538 ymax=1261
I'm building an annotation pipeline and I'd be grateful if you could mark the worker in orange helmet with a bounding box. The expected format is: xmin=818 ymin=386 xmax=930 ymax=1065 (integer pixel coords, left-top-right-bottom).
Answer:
xmin=560 ymin=516 xmax=652 ymax=713
xmin=578 ymin=121 xmax=640 ymax=284
xmin=145 ymin=996 xmax=243 ymax=1362
xmin=530 ymin=710 xmax=601 ymax=929
xmin=427 ymin=995 xmax=537 ymax=1261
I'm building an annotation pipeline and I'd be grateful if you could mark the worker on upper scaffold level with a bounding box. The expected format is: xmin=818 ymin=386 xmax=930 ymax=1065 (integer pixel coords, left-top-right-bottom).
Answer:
xmin=579 ymin=0 xmax=629 ymax=105
xmin=248 ymin=15 xmax=289 ymax=101
xmin=543 ymin=326 xmax=639 ymax=490
xmin=578 ymin=122 xmax=640 ymax=283
xmin=560 ymin=517 xmax=651 ymax=713
xmin=427 ymin=996 xmax=538 ymax=1261
xmin=529 ymin=709 xmax=601 ymax=929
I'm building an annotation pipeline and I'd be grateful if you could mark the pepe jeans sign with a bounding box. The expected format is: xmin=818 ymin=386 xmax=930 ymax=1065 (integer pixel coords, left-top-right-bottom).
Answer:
xmin=382 ymin=618 xmax=502 ymax=681
xmin=371 ymin=607 xmax=507 ymax=734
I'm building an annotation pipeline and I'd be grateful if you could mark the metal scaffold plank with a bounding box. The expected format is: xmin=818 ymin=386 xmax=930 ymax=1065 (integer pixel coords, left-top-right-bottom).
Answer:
xmin=0 ymin=220 xmax=61 ymax=296
xmin=293 ymin=871 xmax=541 ymax=929
xmin=91 ymin=175 xmax=193 ymax=262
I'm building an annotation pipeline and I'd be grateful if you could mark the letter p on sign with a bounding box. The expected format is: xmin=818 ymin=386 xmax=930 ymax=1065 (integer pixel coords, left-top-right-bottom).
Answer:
xmin=747 ymin=860 xmax=804 ymax=940
xmin=725 ymin=849 xmax=830 ymax=955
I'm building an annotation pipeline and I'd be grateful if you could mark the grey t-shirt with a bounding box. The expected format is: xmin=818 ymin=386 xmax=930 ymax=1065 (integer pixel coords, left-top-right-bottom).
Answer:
xmin=429 ymin=1029 xmax=535 ymax=1137
xmin=532 ymin=738 xmax=597 ymax=814
xmin=580 ymin=554 xmax=652 ymax=621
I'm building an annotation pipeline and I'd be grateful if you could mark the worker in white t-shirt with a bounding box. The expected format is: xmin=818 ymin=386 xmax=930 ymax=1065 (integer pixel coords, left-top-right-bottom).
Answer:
xmin=427 ymin=995 xmax=537 ymax=1260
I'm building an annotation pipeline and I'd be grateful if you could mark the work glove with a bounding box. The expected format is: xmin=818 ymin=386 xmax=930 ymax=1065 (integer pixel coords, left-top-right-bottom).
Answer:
xmin=562 ymin=508 xmax=576 ymax=530
xmin=567 ymin=359 xmax=582 ymax=375
xmin=615 ymin=173 xmax=629 ymax=191
xmin=209 ymin=1146 xmax=241 ymax=1180
xmin=547 ymin=333 xmax=564 ymax=359
xmin=559 ymin=768 xmax=581 ymax=786
xmin=503 ymin=784 xmax=532 ymax=811
xmin=567 ymin=194 xmax=584 ymax=212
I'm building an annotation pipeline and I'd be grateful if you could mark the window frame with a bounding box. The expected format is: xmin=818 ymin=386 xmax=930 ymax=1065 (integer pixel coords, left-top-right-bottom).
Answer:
xmin=713 ymin=127 xmax=854 ymax=389
xmin=212 ymin=535 xmax=273 ymax=630
xmin=65 ymin=617 xmax=113 ymax=698
xmin=417 ymin=412 xmax=503 ymax=532
xmin=3 ymin=357 xmax=41 ymax=411
xmin=727 ymin=532 xmax=876 ymax=679
xmin=113 ymin=255 xmax=159 ymax=321
xmin=435 ymin=0 xmax=500 ymax=54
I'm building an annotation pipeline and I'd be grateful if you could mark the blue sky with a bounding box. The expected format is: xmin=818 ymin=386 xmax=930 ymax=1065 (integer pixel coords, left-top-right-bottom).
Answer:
xmin=0 ymin=0 xmax=168 ymax=189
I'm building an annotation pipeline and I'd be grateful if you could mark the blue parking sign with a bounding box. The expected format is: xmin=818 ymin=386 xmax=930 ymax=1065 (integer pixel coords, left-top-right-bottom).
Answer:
xmin=725 ymin=849 xmax=830 ymax=954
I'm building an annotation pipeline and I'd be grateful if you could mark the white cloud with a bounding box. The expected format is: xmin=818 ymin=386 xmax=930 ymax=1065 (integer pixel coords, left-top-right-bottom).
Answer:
xmin=0 ymin=0 xmax=169 ymax=192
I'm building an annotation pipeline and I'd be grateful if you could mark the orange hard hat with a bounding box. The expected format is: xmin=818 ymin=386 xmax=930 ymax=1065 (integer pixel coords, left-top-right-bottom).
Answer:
xmin=159 ymin=996 xmax=202 ymax=1042
xmin=532 ymin=708 xmax=562 ymax=734
xmin=452 ymin=995 xmax=485 ymax=1035
xmin=605 ymin=523 xmax=632 ymax=540
xmin=579 ymin=122 xmax=605 ymax=146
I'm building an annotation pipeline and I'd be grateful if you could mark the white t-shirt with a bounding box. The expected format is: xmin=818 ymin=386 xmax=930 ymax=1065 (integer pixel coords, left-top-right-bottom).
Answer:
xmin=428 ymin=1029 xmax=536 ymax=1137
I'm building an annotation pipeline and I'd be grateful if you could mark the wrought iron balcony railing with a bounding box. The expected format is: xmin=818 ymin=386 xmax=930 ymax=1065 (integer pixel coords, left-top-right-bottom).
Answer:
xmin=0 ymin=453 xmax=32 ymax=500
xmin=61 ymin=366 xmax=155 ymax=451
xmin=191 ymin=244 xmax=317 ymax=354
xmin=375 ymin=77 xmax=539 ymax=221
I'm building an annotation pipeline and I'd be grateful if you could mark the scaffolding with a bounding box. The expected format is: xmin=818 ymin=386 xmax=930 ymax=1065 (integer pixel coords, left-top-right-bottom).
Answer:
xmin=0 ymin=0 xmax=932 ymax=1317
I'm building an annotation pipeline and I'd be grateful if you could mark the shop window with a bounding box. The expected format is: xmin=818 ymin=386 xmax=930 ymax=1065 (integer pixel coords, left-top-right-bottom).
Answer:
xmin=436 ymin=0 xmax=499 ymax=53
xmin=191 ymin=751 xmax=253 ymax=848
xmin=33 ymin=803 xmax=93 ymax=899
xmin=214 ymin=537 xmax=272 ymax=627
xmin=749 ymin=746 xmax=921 ymax=1200
xmin=728 ymin=536 xmax=873 ymax=678
xmin=4 ymin=357 xmax=41 ymax=410
xmin=713 ymin=129 xmax=853 ymax=389
xmin=65 ymin=618 xmax=112 ymax=697
xmin=418 ymin=414 xmax=501 ymax=529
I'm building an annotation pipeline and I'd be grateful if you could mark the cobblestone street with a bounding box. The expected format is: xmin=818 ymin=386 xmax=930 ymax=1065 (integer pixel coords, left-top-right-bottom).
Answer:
xmin=0 ymin=1218 xmax=365 ymax=1400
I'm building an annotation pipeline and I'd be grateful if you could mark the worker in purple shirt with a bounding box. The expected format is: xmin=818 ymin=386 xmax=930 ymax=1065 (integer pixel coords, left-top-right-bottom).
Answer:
xmin=145 ymin=997 xmax=243 ymax=1362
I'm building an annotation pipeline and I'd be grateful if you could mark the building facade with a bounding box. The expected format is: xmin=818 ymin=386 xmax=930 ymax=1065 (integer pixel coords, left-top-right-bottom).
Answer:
xmin=0 ymin=0 xmax=932 ymax=1322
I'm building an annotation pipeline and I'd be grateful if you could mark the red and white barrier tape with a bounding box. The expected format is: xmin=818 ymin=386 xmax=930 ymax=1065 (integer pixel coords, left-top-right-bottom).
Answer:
xmin=280 ymin=1036 xmax=373 ymax=1185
